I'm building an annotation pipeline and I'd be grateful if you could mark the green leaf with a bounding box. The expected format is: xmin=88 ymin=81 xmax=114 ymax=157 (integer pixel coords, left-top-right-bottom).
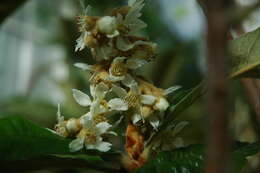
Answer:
xmin=169 ymin=88 xmax=193 ymax=105
xmin=230 ymin=27 xmax=260 ymax=78
xmin=135 ymin=143 xmax=260 ymax=173
xmin=1 ymin=155 xmax=119 ymax=172
xmin=0 ymin=115 xmax=120 ymax=171
xmin=160 ymin=83 xmax=205 ymax=131
xmin=233 ymin=142 xmax=260 ymax=157
xmin=147 ymin=83 xmax=205 ymax=145
xmin=0 ymin=115 xmax=72 ymax=161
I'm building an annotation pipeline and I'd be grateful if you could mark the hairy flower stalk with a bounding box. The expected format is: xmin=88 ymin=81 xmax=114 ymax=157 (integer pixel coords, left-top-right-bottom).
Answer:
xmin=54 ymin=0 xmax=181 ymax=170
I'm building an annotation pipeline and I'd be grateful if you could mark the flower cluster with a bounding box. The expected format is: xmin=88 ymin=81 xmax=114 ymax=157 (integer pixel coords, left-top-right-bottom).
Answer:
xmin=54 ymin=0 xmax=180 ymax=154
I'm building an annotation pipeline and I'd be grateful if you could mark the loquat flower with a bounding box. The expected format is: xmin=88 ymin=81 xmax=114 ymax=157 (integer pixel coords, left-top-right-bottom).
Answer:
xmin=69 ymin=115 xmax=113 ymax=152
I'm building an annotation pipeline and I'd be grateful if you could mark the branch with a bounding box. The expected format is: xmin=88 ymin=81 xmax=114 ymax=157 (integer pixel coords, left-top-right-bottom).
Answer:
xmin=198 ymin=0 xmax=233 ymax=173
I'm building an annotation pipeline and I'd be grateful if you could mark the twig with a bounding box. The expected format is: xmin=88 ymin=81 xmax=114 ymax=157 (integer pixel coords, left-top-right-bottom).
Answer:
xmin=199 ymin=0 xmax=233 ymax=173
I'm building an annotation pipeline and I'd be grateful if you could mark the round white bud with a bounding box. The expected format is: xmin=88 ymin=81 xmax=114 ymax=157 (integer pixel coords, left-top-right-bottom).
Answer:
xmin=97 ymin=16 xmax=117 ymax=35
xmin=154 ymin=98 xmax=169 ymax=111
xmin=66 ymin=119 xmax=78 ymax=133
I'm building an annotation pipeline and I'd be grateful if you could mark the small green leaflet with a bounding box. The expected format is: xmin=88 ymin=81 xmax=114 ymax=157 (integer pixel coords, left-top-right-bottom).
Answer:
xmin=0 ymin=115 xmax=72 ymax=161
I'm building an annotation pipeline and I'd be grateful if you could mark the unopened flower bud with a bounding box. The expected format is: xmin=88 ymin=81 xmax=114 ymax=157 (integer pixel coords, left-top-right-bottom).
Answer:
xmin=154 ymin=98 xmax=169 ymax=111
xmin=66 ymin=118 xmax=81 ymax=133
xmin=97 ymin=16 xmax=117 ymax=35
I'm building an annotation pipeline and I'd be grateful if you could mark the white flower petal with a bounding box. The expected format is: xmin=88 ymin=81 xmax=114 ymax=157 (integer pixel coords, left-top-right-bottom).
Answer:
xmin=141 ymin=95 xmax=156 ymax=105
xmin=95 ymin=141 xmax=112 ymax=152
xmin=74 ymin=63 xmax=94 ymax=71
xmin=85 ymin=144 xmax=96 ymax=150
xmin=112 ymin=85 xmax=128 ymax=98
xmin=154 ymin=98 xmax=169 ymax=111
xmin=90 ymin=101 xmax=99 ymax=116
xmin=75 ymin=34 xmax=85 ymax=52
xmin=94 ymin=83 xmax=109 ymax=100
xmin=164 ymin=86 xmax=182 ymax=95
xmin=82 ymin=113 xmax=93 ymax=128
xmin=112 ymin=56 xmax=126 ymax=64
xmin=149 ymin=116 xmax=160 ymax=130
xmin=132 ymin=113 xmax=142 ymax=124
xmin=126 ymin=58 xmax=147 ymax=69
xmin=122 ymin=74 xmax=138 ymax=90
xmin=72 ymin=89 xmax=92 ymax=107
xmin=116 ymin=37 xmax=134 ymax=51
xmin=106 ymin=131 xmax=118 ymax=136
xmin=69 ymin=138 xmax=84 ymax=152
xmin=107 ymin=30 xmax=119 ymax=38
xmin=96 ymin=122 xmax=112 ymax=135
xmin=125 ymin=0 xmax=146 ymax=33
xmin=134 ymin=40 xmax=157 ymax=48
xmin=108 ymin=98 xmax=128 ymax=111
xmin=107 ymin=74 xmax=125 ymax=82
xmin=90 ymin=85 xmax=95 ymax=98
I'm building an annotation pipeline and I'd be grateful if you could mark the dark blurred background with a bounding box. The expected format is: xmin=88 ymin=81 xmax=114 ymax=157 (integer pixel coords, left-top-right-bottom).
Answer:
xmin=0 ymin=0 xmax=259 ymax=172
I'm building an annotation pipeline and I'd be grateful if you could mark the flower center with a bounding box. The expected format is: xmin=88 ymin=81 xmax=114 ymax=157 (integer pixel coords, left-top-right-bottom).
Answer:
xmin=90 ymin=71 xmax=109 ymax=84
xmin=84 ymin=128 xmax=97 ymax=144
xmin=110 ymin=61 xmax=127 ymax=76
xmin=93 ymin=114 xmax=108 ymax=124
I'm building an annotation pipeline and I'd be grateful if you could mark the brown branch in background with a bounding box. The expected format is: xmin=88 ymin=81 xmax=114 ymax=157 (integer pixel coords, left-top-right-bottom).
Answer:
xmin=201 ymin=0 xmax=233 ymax=173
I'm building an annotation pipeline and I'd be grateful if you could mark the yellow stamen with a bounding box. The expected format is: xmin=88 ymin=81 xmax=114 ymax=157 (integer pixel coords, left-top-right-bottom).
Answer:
xmin=111 ymin=61 xmax=127 ymax=77
xmin=78 ymin=129 xmax=97 ymax=144
xmin=93 ymin=114 xmax=108 ymax=124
